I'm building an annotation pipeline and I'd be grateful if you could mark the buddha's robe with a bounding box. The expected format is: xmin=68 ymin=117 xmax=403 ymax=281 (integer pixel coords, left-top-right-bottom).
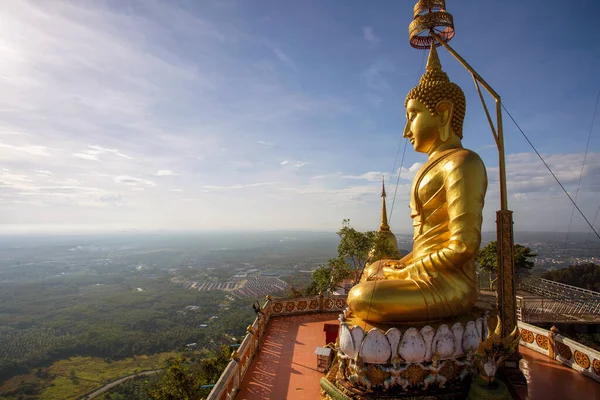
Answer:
xmin=347 ymin=147 xmax=487 ymax=323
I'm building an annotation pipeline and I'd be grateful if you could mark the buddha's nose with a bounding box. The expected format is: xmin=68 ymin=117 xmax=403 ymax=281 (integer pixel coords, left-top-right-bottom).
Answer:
xmin=403 ymin=122 xmax=411 ymax=138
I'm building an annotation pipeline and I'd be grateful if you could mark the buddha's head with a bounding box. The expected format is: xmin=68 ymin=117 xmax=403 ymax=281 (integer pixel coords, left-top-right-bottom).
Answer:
xmin=404 ymin=43 xmax=466 ymax=154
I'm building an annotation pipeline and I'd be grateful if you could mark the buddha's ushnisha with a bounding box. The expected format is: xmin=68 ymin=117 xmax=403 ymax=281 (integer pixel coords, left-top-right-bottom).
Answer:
xmin=347 ymin=43 xmax=487 ymax=323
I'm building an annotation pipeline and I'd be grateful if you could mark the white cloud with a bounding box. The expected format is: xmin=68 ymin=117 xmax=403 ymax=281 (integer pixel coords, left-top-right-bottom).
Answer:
xmin=0 ymin=168 xmax=32 ymax=188
xmin=342 ymin=163 xmax=422 ymax=182
xmin=399 ymin=163 xmax=423 ymax=180
xmin=88 ymin=145 xmax=133 ymax=160
xmin=50 ymin=178 xmax=80 ymax=185
xmin=73 ymin=152 xmax=99 ymax=161
xmin=0 ymin=166 xmax=121 ymax=209
xmin=363 ymin=27 xmax=380 ymax=45
xmin=272 ymin=48 xmax=298 ymax=72
xmin=342 ymin=171 xmax=388 ymax=181
xmin=0 ymin=143 xmax=52 ymax=160
xmin=73 ymin=146 xmax=133 ymax=162
xmin=114 ymin=175 xmax=156 ymax=187
xmin=155 ymin=170 xmax=176 ymax=176
xmin=489 ymin=152 xmax=600 ymax=194
xmin=203 ymin=182 xmax=277 ymax=190
xmin=258 ymin=140 xmax=274 ymax=146
xmin=33 ymin=169 xmax=52 ymax=176
xmin=169 ymin=188 xmax=184 ymax=192
xmin=281 ymin=160 xmax=308 ymax=168
xmin=283 ymin=182 xmax=410 ymax=208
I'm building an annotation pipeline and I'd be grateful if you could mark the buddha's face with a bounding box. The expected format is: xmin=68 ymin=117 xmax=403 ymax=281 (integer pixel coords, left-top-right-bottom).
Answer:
xmin=404 ymin=99 xmax=441 ymax=154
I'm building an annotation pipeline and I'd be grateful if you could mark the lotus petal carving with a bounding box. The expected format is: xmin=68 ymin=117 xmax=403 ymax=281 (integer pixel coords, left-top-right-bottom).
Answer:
xmin=360 ymin=328 xmax=391 ymax=364
xmin=462 ymin=321 xmax=479 ymax=353
xmin=351 ymin=326 xmax=365 ymax=355
xmin=336 ymin=313 xmax=488 ymax=364
xmin=451 ymin=322 xmax=464 ymax=357
xmin=420 ymin=326 xmax=435 ymax=362
xmin=399 ymin=328 xmax=426 ymax=362
xmin=433 ymin=324 xmax=455 ymax=359
xmin=339 ymin=321 xmax=360 ymax=359
xmin=385 ymin=328 xmax=402 ymax=362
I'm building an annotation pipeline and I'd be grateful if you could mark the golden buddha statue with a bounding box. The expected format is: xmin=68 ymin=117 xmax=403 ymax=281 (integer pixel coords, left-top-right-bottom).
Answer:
xmin=347 ymin=43 xmax=487 ymax=323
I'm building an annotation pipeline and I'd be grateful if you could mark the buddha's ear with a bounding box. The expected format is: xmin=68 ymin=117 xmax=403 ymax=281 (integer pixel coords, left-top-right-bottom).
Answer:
xmin=436 ymin=100 xmax=453 ymax=142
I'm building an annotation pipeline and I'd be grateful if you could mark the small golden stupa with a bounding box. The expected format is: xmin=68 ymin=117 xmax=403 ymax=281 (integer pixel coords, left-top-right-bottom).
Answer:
xmin=371 ymin=177 xmax=400 ymax=260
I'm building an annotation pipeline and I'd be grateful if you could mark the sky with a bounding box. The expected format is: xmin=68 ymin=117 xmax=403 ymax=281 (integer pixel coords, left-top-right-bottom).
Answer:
xmin=1 ymin=0 xmax=599 ymax=235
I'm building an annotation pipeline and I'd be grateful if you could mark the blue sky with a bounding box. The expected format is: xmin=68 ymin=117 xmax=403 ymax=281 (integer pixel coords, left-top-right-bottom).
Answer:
xmin=1 ymin=0 xmax=599 ymax=234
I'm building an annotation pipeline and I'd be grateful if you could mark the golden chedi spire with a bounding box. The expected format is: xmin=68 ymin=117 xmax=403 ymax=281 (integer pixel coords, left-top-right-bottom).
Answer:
xmin=405 ymin=41 xmax=466 ymax=137
xmin=368 ymin=176 xmax=400 ymax=262
xmin=379 ymin=176 xmax=390 ymax=232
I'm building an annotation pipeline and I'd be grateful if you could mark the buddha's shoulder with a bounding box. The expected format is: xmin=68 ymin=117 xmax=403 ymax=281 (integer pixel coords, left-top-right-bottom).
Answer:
xmin=446 ymin=148 xmax=484 ymax=166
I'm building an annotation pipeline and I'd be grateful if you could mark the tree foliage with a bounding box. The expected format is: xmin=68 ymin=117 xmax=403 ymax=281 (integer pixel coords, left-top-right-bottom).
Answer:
xmin=367 ymin=231 xmax=402 ymax=264
xmin=307 ymin=219 xmax=401 ymax=293
xmin=541 ymin=263 xmax=600 ymax=292
xmin=306 ymin=257 xmax=351 ymax=295
xmin=0 ymin=281 xmax=256 ymax=384
xmin=148 ymin=346 xmax=231 ymax=400
xmin=476 ymin=241 xmax=537 ymax=272
xmin=476 ymin=241 xmax=537 ymax=287
xmin=336 ymin=219 xmax=372 ymax=283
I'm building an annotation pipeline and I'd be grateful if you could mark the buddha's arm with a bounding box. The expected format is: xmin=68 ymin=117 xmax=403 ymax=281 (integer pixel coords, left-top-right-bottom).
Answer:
xmin=385 ymin=152 xmax=487 ymax=279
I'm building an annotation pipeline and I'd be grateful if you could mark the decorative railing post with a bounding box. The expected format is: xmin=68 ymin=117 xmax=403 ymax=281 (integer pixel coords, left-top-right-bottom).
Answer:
xmin=246 ymin=325 xmax=256 ymax=355
xmin=319 ymin=291 xmax=324 ymax=312
xmin=230 ymin=350 xmax=240 ymax=388
xmin=256 ymin=314 xmax=262 ymax=352
xmin=548 ymin=326 xmax=559 ymax=360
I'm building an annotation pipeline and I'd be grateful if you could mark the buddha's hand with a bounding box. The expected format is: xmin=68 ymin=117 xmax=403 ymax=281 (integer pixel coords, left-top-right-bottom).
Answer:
xmin=363 ymin=262 xmax=387 ymax=281
xmin=382 ymin=261 xmax=408 ymax=280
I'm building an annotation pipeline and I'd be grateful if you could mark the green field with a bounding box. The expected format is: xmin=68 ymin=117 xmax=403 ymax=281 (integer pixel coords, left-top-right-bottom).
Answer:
xmin=0 ymin=352 xmax=176 ymax=400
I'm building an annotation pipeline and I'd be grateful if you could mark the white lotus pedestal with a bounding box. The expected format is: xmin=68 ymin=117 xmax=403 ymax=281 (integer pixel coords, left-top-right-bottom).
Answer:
xmin=320 ymin=308 xmax=493 ymax=400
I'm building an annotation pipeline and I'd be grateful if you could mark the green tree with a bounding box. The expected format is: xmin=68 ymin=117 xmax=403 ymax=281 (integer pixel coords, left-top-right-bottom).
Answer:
xmin=69 ymin=369 xmax=79 ymax=385
xmin=147 ymin=357 xmax=199 ymax=400
xmin=307 ymin=219 xmax=402 ymax=293
xmin=306 ymin=257 xmax=351 ymax=295
xmin=476 ymin=241 xmax=538 ymax=288
xmin=366 ymin=230 xmax=402 ymax=263
xmin=541 ymin=263 xmax=600 ymax=292
xmin=513 ymin=244 xmax=537 ymax=271
xmin=148 ymin=346 xmax=232 ymax=400
xmin=336 ymin=219 xmax=372 ymax=283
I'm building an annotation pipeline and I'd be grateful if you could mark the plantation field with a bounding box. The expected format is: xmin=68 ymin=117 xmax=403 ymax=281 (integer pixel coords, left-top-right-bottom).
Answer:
xmin=0 ymin=352 xmax=176 ymax=400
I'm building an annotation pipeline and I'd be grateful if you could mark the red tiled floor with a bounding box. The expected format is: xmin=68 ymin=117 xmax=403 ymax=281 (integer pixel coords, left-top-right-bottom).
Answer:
xmin=236 ymin=314 xmax=600 ymax=400
xmin=517 ymin=346 xmax=600 ymax=400
xmin=236 ymin=313 xmax=339 ymax=400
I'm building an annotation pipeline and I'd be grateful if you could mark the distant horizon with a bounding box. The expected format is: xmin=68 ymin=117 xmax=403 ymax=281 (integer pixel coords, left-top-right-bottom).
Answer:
xmin=0 ymin=225 xmax=597 ymax=237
